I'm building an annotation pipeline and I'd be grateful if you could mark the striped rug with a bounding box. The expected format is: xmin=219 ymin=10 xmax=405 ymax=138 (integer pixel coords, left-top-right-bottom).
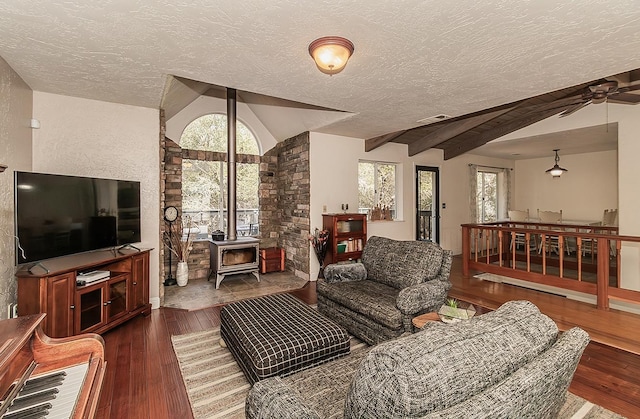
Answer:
xmin=171 ymin=328 xmax=624 ymax=419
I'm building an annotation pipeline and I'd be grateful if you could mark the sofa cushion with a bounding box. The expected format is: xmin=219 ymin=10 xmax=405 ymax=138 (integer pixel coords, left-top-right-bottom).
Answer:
xmin=361 ymin=236 xmax=444 ymax=289
xmin=344 ymin=300 xmax=558 ymax=418
xmin=323 ymin=262 xmax=367 ymax=283
xmin=317 ymin=279 xmax=402 ymax=330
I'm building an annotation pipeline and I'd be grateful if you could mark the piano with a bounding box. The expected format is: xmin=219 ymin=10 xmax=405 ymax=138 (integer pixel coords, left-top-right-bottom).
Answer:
xmin=0 ymin=314 xmax=105 ymax=418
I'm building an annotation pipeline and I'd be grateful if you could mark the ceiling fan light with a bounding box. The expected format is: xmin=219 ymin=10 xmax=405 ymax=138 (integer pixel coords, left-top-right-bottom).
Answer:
xmin=309 ymin=36 xmax=354 ymax=75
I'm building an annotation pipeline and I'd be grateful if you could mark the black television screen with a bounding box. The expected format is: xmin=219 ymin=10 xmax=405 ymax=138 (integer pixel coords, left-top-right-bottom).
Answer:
xmin=14 ymin=171 xmax=141 ymax=264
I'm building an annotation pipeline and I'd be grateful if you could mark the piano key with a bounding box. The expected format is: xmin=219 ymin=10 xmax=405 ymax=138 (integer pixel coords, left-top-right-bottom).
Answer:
xmin=7 ymin=388 xmax=58 ymax=412
xmin=20 ymin=377 xmax=65 ymax=397
xmin=44 ymin=363 xmax=89 ymax=419
xmin=21 ymin=371 xmax=66 ymax=390
xmin=2 ymin=402 xmax=51 ymax=419
xmin=1 ymin=363 xmax=89 ymax=419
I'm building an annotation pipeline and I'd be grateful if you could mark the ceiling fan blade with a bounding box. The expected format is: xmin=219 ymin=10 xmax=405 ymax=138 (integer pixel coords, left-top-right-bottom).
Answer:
xmin=608 ymin=92 xmax=640 ymax=104
xmin=559 ymin=100 xmax=592 ymax=117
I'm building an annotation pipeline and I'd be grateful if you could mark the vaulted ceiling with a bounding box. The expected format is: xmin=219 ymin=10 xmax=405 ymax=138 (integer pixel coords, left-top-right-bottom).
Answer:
xmin=2 ymin=1 xmax=640 ymax=156
xmin=366 ymin=70 xmax=640 ymax=159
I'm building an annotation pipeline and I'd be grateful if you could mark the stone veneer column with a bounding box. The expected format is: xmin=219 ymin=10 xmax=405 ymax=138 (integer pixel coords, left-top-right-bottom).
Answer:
xmin=159 ymin=110 xmax=166 ymax=303
xmin=264 ymin=132 xmax=310 ymax=280
xmin=259 ymin=154 xmax=279 ymax=248
xmin=162 ymin=138 xmax=182 ymax=300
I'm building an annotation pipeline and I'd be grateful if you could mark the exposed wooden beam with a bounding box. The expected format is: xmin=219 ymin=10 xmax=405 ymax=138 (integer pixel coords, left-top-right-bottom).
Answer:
xmin=407 ymin=106 xmax=517 ymax=156
xmin=442 ymin=106 xmax=569 ymax=160
xmin=364 ymin=130 xmax=407 ymax=152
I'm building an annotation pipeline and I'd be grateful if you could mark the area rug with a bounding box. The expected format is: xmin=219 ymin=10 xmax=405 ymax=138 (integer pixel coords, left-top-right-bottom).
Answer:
xmin=171 ymin=328 xmax=624 ymax=419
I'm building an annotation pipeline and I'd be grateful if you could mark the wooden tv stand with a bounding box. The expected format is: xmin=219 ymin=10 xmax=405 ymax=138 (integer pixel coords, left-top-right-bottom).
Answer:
xmin=16 ymin=248 xmax=151 ymax=338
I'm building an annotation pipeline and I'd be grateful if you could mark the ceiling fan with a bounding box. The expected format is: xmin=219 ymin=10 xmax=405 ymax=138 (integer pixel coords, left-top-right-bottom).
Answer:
xmin=559 ymin=79 xmax=640 ymax=117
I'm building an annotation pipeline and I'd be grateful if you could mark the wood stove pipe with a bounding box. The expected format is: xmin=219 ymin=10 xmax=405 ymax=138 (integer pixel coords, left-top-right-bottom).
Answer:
xmin=227 ymin=88 xmax=237 ymax=241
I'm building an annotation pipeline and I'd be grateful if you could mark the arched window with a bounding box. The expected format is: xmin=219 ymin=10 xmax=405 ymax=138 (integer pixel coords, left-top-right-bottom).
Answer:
xmin=180 ymin=114 xmax=260 ymax=237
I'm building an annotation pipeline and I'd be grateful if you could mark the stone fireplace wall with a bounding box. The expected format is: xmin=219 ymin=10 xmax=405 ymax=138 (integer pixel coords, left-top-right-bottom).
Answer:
xmin=264 ymin=132 xmax=310 ymax=279
xmin=160 ymin=131 xmax=311 ymax=299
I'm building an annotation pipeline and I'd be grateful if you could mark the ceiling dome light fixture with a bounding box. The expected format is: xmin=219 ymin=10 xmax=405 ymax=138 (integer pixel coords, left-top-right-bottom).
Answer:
xmin=308 ymin=36 xmax=354 ymax=75
xmin=546 ymin=149 xmax=568 ymax=178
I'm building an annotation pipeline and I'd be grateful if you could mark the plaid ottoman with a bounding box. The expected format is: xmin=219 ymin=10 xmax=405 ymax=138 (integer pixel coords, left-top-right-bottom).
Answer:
xmin=220 ymin=293 xmax=351 ymax=385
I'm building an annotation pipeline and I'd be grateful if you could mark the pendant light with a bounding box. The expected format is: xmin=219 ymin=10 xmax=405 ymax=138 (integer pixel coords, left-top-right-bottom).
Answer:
xmin=546 ymin=149 xmax=567 ymax=178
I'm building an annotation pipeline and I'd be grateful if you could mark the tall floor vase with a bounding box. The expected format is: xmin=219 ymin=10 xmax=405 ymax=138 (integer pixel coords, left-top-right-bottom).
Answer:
xmin=176 ymin=261 xmax=189 ymax=286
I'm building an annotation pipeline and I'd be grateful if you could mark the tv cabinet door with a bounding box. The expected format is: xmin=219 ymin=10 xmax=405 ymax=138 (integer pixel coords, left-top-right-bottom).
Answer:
xmin=107 ymin=275 xmax=129 ymax=322
xmin=131 ymin=252 xmax=149 ymax=310
xmin=46 ymin=273 xmax=74 ymax=338
xmin=75 ymin=283 xmax=107 ymax=334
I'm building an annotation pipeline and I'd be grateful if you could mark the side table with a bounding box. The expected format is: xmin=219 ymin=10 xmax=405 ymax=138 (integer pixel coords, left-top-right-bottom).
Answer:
xmin=412 ymin=312 xmax=441 ymax=329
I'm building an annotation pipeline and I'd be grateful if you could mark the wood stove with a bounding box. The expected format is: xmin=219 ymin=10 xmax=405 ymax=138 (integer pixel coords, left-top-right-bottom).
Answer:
xmin=209 ymin=237 xmax=260 ymax=289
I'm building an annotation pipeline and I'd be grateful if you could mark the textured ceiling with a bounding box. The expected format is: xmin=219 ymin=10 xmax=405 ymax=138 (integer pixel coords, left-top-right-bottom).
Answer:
xmin=1 ymin=0 xmax=640 ymax=140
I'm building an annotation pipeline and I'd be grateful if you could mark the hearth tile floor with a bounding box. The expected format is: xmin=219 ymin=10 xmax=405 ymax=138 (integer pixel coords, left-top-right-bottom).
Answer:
xmin=163 ymin=271 xmax=308 ymax=311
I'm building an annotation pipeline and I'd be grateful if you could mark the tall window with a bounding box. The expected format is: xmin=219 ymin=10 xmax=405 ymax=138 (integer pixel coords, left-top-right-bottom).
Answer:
xmin=358 ymin=161 xmax=398 ymax=219
xmin=476 ymin=170 xmax=498 ymax=223
xmin=180 ymin=114 xmax=260 ymax=236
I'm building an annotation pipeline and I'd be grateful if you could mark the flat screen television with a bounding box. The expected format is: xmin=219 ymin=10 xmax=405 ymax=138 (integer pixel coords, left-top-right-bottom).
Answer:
xmin=14 ymin=171 xmax=141 ymax=264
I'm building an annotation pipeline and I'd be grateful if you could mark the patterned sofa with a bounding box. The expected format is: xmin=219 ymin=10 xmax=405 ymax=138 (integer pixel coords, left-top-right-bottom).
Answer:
xmin=317 ymin=236 xmax=452 ymax=345
xmin=245 ymin=300 xmax=590 ymax=418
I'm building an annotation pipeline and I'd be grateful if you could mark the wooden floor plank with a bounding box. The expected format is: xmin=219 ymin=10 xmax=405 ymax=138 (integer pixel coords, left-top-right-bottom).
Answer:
xmin=129 ymin=317 xmax=150 ymax=419
xmin=145 ymin=313 xmax=171 ymax=419
xmin=107 ymin=334 xmax=133 ymax=418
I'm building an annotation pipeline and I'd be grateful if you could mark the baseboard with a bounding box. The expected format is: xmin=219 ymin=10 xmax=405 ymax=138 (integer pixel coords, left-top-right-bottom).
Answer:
xmin=150 ymin=297 xmax=160 ymax=310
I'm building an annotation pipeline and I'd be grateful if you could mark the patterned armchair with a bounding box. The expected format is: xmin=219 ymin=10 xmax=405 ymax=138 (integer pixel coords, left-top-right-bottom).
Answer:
xmin=317 ymin=236 xmax=452 ymax=345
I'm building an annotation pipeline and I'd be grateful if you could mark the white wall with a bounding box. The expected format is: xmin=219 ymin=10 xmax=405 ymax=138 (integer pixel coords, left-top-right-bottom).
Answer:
xmin=32 ymin=92 xmax=162 ymax=307
xmin=616 ymin=106 xmax=640 ymax=291
xmin=165 ymin=95 xmax=277 ymax=154
xmin=514 ymin=150 xmax=617 ymax=222
xmin=309 ymin=132 xmax=514 ymax=279
xmin=438 ymin=153 xmax=516 ymax=252
xmin=0 ymin=56 xmax=33 ymax=319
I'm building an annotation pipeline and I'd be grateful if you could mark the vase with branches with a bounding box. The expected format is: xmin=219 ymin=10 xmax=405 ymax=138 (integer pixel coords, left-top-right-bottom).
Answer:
xmin=309 ymin=228 xmax=330 ymax=277
xmin=164 ymin=216 xmax=198 ymax=286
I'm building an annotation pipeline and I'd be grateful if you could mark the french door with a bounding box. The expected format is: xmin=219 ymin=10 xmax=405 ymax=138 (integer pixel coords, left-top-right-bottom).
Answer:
xmin=416 ymin=166 xmax=439 ymax=243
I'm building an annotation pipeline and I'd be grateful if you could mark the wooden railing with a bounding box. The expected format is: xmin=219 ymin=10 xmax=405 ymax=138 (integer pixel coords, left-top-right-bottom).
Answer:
xmin=461 ymin=221 xmax=640 ymax=310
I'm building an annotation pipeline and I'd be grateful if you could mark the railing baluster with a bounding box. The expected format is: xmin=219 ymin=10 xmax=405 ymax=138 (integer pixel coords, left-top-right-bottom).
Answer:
xmin=616 ymin=239 xmax=621 ymax=288
xmin=577 ymin=237 xmax=582 ymax=281
xmin=559 ymin=236 xmax=564 ymax=278
xmin=498 ymin=230 xmax=503 ymax=267
xmin=541 ymin=233 xmax=547 ymax=275
xmin=474 ymin=229 xmax=479 ymax=262
xmin=597 ymin=238 xmax=610 ymax=310
xmin=486 ymin=232 xmax=490 ymax=264
xmin=526 ymin=232 xmax=531 ymax=272
xmin=511 ymin=231 xmax=516 ymax=269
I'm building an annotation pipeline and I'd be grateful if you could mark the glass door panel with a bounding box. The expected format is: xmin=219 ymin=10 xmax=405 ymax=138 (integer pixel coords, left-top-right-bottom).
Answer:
xmin=78 ymin=286 xmax=104 ymax=333
xmin=108 ymin=276 xmax=128 ymax=321
xmin=416 ymin=166 xmax=439 ymax=242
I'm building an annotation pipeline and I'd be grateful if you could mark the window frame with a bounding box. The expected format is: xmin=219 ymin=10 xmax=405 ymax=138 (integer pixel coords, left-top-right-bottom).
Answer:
xmin=476 ymin=169 xmax=499 ymax=223
xmin=179 ymin=113 xmax=261 ymax=238
xmin=358 ymin=160 xmax=402 ymax=221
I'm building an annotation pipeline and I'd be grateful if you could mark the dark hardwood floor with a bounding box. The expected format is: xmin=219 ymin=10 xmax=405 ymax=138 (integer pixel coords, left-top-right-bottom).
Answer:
xmin=95 ymin=263 xmax=640 ymax=418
